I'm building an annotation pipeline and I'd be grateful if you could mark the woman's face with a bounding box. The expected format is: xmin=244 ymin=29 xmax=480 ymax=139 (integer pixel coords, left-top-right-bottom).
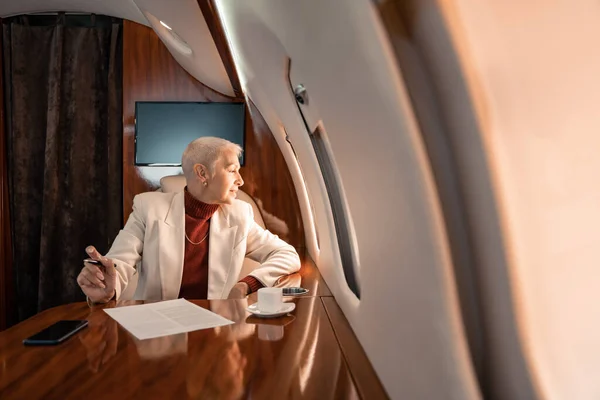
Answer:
xmin=202 ymin=150 xmax=244 ymax=205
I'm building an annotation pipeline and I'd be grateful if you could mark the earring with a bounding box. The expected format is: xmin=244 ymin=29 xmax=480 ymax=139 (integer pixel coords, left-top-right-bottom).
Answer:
xmin=203 ymin=181 xmax=207 ymax=187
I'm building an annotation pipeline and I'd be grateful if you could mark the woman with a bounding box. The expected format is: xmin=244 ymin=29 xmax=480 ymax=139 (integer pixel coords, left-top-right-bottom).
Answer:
xmin=77 ymin=137 xmax=301 ymax=303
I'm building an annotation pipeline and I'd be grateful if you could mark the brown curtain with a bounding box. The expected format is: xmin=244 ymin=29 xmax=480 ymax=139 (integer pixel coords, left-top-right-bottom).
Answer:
xmin=2 ymin=15 xmax=123 ymax=322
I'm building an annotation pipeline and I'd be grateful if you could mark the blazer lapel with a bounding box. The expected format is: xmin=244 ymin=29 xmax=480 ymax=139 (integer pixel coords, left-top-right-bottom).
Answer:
xmin=158 ymin=192 xmax=185 ymax=300
xmin=208 ymin=206 xmax=238 ymax=299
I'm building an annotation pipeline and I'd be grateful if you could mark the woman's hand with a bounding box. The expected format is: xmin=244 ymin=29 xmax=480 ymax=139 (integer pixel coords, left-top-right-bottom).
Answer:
xmin=77 ymin=246 xmax=117 ymax=303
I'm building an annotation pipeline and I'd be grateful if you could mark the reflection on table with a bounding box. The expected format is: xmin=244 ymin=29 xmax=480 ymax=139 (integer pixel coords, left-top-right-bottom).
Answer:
xmin=0 ymin=260 xmax=390 ymax=399
xmin=0 ymin=297 xmax=358 ymax=399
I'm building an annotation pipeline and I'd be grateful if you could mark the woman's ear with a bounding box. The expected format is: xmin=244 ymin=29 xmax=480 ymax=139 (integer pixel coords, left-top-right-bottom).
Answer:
xmin=193 ymin=164 xmax=209 ymax=182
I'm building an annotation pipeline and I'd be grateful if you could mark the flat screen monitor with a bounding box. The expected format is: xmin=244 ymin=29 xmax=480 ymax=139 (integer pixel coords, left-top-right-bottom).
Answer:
xmin=134 ymin=102 xmax=245 ymax=166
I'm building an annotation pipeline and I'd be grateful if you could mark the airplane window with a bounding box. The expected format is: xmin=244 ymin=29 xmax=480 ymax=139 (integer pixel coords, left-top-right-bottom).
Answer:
xmin=288 ymin=60 xmax=360 ymax=297
xmin=309 ymin=124 xmax=361 ymax=298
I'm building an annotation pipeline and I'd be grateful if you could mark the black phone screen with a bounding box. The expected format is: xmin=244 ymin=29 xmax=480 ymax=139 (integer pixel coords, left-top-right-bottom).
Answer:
xmin=282 ymin=287 xmax=309 ymax=296
xmin=23 ymin=320 xmax=88 ymax=345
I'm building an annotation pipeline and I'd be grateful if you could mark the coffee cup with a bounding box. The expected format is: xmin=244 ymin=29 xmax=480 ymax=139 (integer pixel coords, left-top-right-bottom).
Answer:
xmin=257 ymin=287 xmax=283 ymax=312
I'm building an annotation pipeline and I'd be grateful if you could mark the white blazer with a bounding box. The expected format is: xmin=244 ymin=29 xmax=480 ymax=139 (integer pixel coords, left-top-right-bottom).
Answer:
xmin=106 ymin=191 xmax=301 ymax=300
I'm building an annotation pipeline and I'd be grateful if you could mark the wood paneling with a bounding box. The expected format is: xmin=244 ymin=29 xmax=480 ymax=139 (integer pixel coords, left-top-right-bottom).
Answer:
xmin=241 ymin=100 xmax=305 ymax=250
xmin=123 ymin=21 xmax=304 ymax=250
xmin=0 ymin=298 xmax=359 ymax=399
xmin=197 ymin=0 xmax=242 ymax=97
xmin=322 ymin=297 xmax=389 ymax=399
xmin=298 ymin=255 xmax=332 ymax=296
xmin=122 ymin=20 xmax=235 ymax=223
xmin=0 ymin=20 xmax=14 ymax=331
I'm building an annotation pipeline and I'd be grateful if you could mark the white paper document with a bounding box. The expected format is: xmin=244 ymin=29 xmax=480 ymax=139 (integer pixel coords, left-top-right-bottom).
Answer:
xmin=103 ymin=299 xmax=234 ymax=340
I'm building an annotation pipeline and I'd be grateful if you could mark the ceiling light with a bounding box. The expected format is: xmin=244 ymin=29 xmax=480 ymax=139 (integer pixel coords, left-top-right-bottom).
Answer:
xmin=144 ymin=11 xmax=192 ymax=56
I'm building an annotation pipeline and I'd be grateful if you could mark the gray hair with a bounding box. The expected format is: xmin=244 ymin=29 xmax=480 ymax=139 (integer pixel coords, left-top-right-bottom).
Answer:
xmin=181 ymin=137 xmax=243 ymax=179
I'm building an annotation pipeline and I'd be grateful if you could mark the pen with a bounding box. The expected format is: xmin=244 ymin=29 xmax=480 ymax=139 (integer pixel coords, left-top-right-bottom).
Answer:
xmin=84 ymin=258 xmax=116 ymax=267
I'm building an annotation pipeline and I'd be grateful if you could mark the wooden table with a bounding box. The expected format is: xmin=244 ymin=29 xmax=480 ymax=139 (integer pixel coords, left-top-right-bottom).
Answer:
xmin=0 ymin=258 xmax=388 ymax=399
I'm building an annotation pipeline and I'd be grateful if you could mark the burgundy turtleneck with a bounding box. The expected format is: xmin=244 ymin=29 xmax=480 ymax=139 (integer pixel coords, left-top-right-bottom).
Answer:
xmin=179 ymin=188 xmax=264 ymax=299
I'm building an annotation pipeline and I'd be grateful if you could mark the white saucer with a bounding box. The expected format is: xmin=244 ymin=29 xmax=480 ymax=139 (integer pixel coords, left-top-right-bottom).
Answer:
xmin=246 ymin=302 xmax=296 ymax=318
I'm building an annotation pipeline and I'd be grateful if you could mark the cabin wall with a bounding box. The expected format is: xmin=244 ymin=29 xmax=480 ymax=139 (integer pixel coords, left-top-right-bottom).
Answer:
xmin=122 ymin=20 xmax=304 ymax=250
xmin=216 ymin=1 xmax=480 ymax=398
xmin=442 ymin=1 xmax=600 ymax=398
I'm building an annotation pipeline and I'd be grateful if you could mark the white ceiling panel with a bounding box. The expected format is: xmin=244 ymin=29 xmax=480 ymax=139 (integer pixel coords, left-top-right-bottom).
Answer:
xmin=0 ymin=0 xmax=235 ymax=97
xmin=134 ymin=0 xmax=234 ymax=97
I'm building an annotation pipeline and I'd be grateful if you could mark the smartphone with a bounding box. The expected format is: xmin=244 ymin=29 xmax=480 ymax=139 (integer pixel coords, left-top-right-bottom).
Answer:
xmin=23 ymin=320 xmax=89 ymax=346
xmin=282 ymin=287 xmax=309 ymax=296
